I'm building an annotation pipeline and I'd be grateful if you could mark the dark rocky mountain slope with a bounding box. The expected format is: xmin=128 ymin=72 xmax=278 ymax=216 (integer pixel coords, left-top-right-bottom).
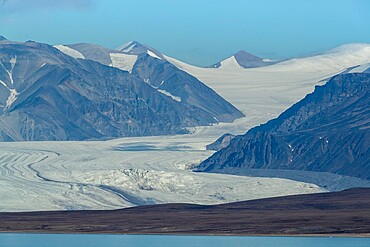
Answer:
xmin=60 ymin=42 xmax=245 ymax=123
xmin=0 ymin=39 xmax=243 ymax=141
xmin=197 ymin=72 xmax=370 ymax=179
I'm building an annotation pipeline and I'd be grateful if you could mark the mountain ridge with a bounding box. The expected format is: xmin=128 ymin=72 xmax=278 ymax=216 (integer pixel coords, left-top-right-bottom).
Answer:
xmin=56 ymin=41 xmax=245 ymax=123
xmin=197 ymin=71 xmax=370 ymax=179
xmin=0 ymin=39 xmax=243 ymax=141
xmin=116 ymin=41 xmax=164 ymax=59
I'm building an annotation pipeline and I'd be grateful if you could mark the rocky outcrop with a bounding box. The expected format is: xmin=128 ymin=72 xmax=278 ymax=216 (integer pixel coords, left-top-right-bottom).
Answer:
xmin=206 ymin=133 xmax=236 ymax=151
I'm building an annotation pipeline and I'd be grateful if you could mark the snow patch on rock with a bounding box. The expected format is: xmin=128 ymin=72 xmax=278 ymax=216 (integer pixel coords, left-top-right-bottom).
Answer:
xmin=6 ymin=88 xmax=18 ymax=108
xmin=147 ymin=50 xmax=161 ymax=59
xmin=0 ymin=79 xmax=9 ymax=89
xmin=157 ymin=89 xmax=181 ymax=102
xmin=109 ymin=53 xmax=138 ymax=73
xmin=54 ymin=45 xmax=85 ymax=59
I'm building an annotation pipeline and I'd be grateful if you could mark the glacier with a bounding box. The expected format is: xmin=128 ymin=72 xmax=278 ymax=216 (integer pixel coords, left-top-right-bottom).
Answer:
xmin=1 ymin=40 xmax=370 ymax=211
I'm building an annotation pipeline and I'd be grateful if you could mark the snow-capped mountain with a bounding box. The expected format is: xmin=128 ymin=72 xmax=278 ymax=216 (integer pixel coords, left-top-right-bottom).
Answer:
xmin=209 ymin=50 xmax=278 ymax=69
xmin=55 ymin=43 xmax=139 ymax=72
xmin=116 ymin=41 xmax=163 ymax=59
xmin=1 ymin=38 xmax=370 ymax=211
xmin=271 ymin=43 xmax=370 ymax=72
xmin=55 ymin=41 xmax=244 ymax=123
xmin=197 ymin=69 xmax=370 ymax=180
xmin=164 ymin=43 xmax=370 ymax=122
xmin=0 ymin=39 xmax=243 ymax=141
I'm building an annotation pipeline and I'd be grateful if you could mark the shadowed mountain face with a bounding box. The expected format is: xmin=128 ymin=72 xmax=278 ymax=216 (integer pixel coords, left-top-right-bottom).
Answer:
xmin=0 ymin=40 xmax=243 ymax=141
xmin=59 ymin=42 xmax=244 ymax=123
xmin=131 ymin=54 xmax=244 ymax=122
xmin=57 ymin=41 xmax=244 ymax=123
xmin=197 ymin=72 xmax=370 ymax=179
xmin=209 ymin=50 xmax=277 ymax=68
xmin=67 ymin=43 xmax=116 ymax=65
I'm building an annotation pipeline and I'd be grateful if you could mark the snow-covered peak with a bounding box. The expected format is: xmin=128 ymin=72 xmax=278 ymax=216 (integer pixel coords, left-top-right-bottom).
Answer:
xmin=219 ymin=56 xmax=243 ymax=70
xmin=274 ymin=43 xmax=370 ymax=72
xmin=0 ymin=36 xmax=7 ymax=41
xmin=53 ymin=43 xmax=140 ymax=73
xmin=209 ymin=50 xmax=277 ymax=69
xmin=116 ymin=41 xmax=163 ymax=59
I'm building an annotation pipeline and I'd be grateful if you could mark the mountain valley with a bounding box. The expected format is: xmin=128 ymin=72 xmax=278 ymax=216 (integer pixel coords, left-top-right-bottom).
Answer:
xmin=0 ymin=37 xmax=370 ymax=211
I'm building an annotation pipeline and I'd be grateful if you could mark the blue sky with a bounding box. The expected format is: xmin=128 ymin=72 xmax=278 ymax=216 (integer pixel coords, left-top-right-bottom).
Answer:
xmin=0 ymin=0 xmax=369 ymax=66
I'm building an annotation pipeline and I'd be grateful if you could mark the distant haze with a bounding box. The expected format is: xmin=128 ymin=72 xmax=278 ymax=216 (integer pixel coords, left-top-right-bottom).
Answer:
xmin=0 ymin=0 xmax=369 ymax=66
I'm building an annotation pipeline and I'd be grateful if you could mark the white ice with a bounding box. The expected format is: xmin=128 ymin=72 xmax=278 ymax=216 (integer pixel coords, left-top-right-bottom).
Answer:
xmin=0 ymin=136 xmax=325 ymax=212
xmin=147 ymin=50 xmax=161 ymax=59
xmin=54 ymin=45 xmax=85 ymax=59
xmin=109 ymin=53 xmax=138 ymax=73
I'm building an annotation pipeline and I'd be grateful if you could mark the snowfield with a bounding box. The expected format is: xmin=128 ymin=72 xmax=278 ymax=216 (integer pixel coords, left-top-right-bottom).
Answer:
xmin=1 ymin=43 xmax=370 ymax=211
xmin=165 ymin=43 xmax=370 ymax=124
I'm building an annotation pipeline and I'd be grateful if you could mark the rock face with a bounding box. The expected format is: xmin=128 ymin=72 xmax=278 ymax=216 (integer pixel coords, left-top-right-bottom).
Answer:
xmin=206 ymin=133 xmax=236 ymax=151
xmin=0 ymin=39 xmax=243 ymax=141
xmin=197 ymin=72 xmax=370 ymax=180
xmin=209 ymin=50 xmax=277 ymax=68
